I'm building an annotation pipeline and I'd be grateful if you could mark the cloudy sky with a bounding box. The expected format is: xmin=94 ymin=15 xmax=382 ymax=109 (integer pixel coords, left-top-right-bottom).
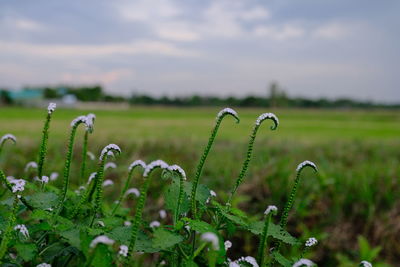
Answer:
xmin=0 ymin=0 xmax=399 ymax=101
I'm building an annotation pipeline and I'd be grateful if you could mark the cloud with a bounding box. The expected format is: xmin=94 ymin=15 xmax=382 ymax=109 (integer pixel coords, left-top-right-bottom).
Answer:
xmin=1 ymin=16 xmax=45 ymax=31
xmin=312 ymin=22 xmax=352 ymax=40
xmin=61 ymin=69 xmax=135 ymax=85
xmin=116 ymin=0 xmax=181 ymax=22
xmin=253 ymin=24 xmax=305 ymax=40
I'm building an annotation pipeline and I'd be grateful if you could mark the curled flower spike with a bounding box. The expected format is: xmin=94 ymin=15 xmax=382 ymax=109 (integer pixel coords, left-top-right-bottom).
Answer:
xmin=224 ymin=240 xmax=232 ymax=251
xmin=87 ymin=172 xmax=97 ymax=184
xmin=149 ymin=221 xmax=161 ymax=228
xmin=201 ymin=232 xmax=219 ymax=250
xmin=0 ymin=134 xmax=17 ymax=145
xmin=128 ymin=160 xmax=146 ymax=171
xmin=47 ymin=103 xmax=56 ymax=114
xmin=255 ymin=112 xmax=279 ymax=129
xmin=50 ymin=172 xmax=58 ymax=181
xmin=296 ymin=160 xmax=317 ymax=173
xmin=143 ymin=160 xmax=169 ymax=177
xmin=360 ymin=261 xmax=372 ymax=267
xmin=25 ymin=161 xmax=38 ymax=172
xmin=70 ymin=115 xmax=88 ymax=128
xmin=305 ymin=237 xmax=318 ymax=247
xmin=216 ymin=107 xmax=239 ymax=122
xmin=87 ymin=151 xmax=95 ymax=161
xmin=37 ymin=263 xmax=51 ymax=267
xmin=234 ymin=256 xmax=259 ymax=267
xmin=14 ymin=224 xmax=29 ymax=238
xmin=90 ymin=235 xmax=115 ymax=248
xmin=102 ymin=179 xmax=114 ymax=187
xmin=105 ymin=162 xmax=117 ymax=170
xmin=85 ymin=113 xmax=96 ymax=133
xmin=293 ymin=259 xmax=315 ymax=267
xmin=119 ymin=245 xmax=128 ymax=257
xmin=100 ymin=144 xmax=121 ymax=160
xmin=264 ymin=205 xmax=278 ymax=216
xmin=125 ymin=188 xmax=140 ymax=197
xmin=10 ymin=179 xmax=26 ymax=193
xmin=159 ymin=209 xmax=167 ymax=219
xmin=168 ymin=164 xmax=187 ymax=180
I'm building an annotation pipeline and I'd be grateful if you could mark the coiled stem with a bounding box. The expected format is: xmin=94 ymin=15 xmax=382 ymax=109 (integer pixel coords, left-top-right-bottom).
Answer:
xmin=0 ymin=195 xmax=19 ymax=262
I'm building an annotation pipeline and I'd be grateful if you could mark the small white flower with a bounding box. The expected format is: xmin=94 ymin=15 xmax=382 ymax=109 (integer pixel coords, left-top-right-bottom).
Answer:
xmin=292 ymin=258 xmax=315 ymax=267
xmin=85 ymin=113 xmax=96 ymax=132
xmin=90 ymin=235 xmax=115 ymax=248
xmin=37 ymin=263 xmax=51 ymax=267
xmin=255 ymin=113 xmax=279 ymax=128
xmin=264 ymin=205 xmax=278 ymax=216
xmin=143 ymin=160 xmax=169 ymax=177
xmin=87 ymin=151 xmax=95 ymax=160
xmin=160 ymin=260 xmax=166 ymax=265
xmin=105 ymin=162 xmax=117 ymax=170
xmin=168 ymin=164 xmax=187 ymax=180
xmin=50 ymin=172 xmax=59 ymax=181
xmin=125 ymin=188 xmax=140 ymax=197
xmin=96 ymin=221 xmax=105 ymax=227
xmin=6 ymin=176 xmax=15 ymax=183
xmin=216 ymin=108 xmax=239 ymax=121
xmin=149 ymin=221 xmax=161 ymax=228
xmin=296 ymin=160 xmax=317 ymax=172
xmin=40 ymin=176 xmax=49 ymax=184
xmin=360 ymin=261 xmax=372 ymax=267
xmin=10 ymin=179 xmax=26 ymax=193
xmin=210 ymin=190 xmax=217 ymax=197
xmin=201 ymin=232 xmax=219 ymax=250
xmin=102 ymin=179 xmax=114 ymax=187
xmin=45 ymin=208 xmax=53 ymax=212
xmin=119 ymin=245 xmax=128 ymax=257
xmin=243 ymin=256 xmax=259 ymax=267
xmin=224 ymin=240 xmax=232 ymax=251
xmin=100 ymin=144 xmax=121 ymax=161
xmin=128 ymin=160 xmax=146 ymax=171
xmin=229 ymin=262 xmax=240 ymax=267
xmin=25 ymin=161 xmax=38 ymax=172
xmin=0 ymin=134 xmax=17 ymax=145
xmin=47 ymin=103 xmax=56 ymax=114
xmin=70 ymin=115 xmax=87 ymax=128
xmin=14 ymin=224 xmax=29 ymax=238
xmin=305 ymin=237 xmax=318 ymax=247
xmin=159 ymin=209 xmax=167 ymax=219
xmin=87 ymin=172 xmax=97 ymax=184
xmin=124 ymin=221 xmax=132 ymax=226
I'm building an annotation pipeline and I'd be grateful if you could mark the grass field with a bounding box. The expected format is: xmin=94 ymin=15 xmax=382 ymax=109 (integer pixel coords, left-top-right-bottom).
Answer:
xmin=0 ymin=106 xmax=400 ymax=266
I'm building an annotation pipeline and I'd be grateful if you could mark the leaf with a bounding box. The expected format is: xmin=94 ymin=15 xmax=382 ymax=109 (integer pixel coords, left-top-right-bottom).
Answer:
xmin=247 ymin=221 xmax=299 ymax=245
xmin=213 ymin=202 xmax=248 ymax=228
xmin=271 ymin=251 xmax=292 ymax=267
xmin=186 ymin=219 xmax=216 ymax=234
xmin=61 ymin=228 xmax=81 ymax=249
xmin=183 ymin=181 xmax=211 ymax=205
xmin=28 ymin=192 xmax=58 ymax=209
xmin=152 ymin=228 xmax=183 ymax=250
xmin=31 ymin=209 xmax=51 ymax=220
xmin=91 ymin=244 xmax=113 ymax=267
xmin=107 ymin=226 xmax=158 ymax=253
xmin=14 ymin=243 xmax=37 ymax=262
xmin=165 ymin=181 xmax=190 ymax=216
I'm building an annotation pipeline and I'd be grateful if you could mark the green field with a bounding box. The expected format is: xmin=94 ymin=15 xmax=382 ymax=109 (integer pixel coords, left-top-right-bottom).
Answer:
xmin=0 ymin=106 xmax=400 ymax=266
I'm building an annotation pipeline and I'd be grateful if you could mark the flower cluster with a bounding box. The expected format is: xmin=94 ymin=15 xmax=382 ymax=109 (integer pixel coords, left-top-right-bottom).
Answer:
xmin=264 ymin=205 xmax=278 ymax=215
xmin=216 ymin=107 xmax=238 ymax=120
xmin=143 ymin=160 xmax=168 ymax=177
xmin=296 ymin=160 xmax=317 ymax=172
xmin=305 ymin=237 xmax=318 ymax=247
xmin=200 ymin=232 xmax=219 ymax=250
xmin=100 ymin=144 xmax=121 ymax=160
xmin=10 ymin=179 xmax=26 ymax=193
xmin=89 ymin=235 xmax=115 ymax=248
xmin=0 ymin=134 xmax=17 ymax=145
xmin=168 ymin=164 xmax=187 ymax=180
xmin=14 ymin=224 xmax=29 ymax=238
xmin=47 ymin=103 xmax=56 ymax=114
xmin=255 ymin=112 xmax=279 ymax=127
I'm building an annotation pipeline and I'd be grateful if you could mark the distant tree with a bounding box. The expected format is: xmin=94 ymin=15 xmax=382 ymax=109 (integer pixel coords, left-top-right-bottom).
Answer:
xmin=0 ymin=90 xmax=13 ymax=105
xmin=43 ymin=88 xmax=59 ymax=99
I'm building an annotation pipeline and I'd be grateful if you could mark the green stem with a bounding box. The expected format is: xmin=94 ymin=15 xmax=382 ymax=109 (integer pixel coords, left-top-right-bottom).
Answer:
xmin=80 ymin=131 xmax=89 ymax=185
xmin=0 ymin=196 xmax=19 ymax=262
xmin=91 ymin=159 xmax=107 ymax=226
xmin=37 ymin=112 xmax=52 ymax=182
xmin=257 ymin=213 xmax=272 ymax=266
xmin=190 ymin=109 xmax=239 ymax=220
xmin=175 ymin=172 xmax=185 ymax=225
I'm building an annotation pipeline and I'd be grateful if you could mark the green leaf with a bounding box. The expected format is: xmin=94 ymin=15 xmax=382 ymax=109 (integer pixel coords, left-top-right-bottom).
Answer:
xmin=31 ymin=209 xmax=51 ymax=220
xmin=165 ymin=180 xmax=190 ymax=216
xmin=28 ymin=192 xmax=58 ymax=209
xmin=247 ymin=221 xmax=299 ymax=245
xmin=14 ymin=243 xmax=37 ymax=262
xmin=41 ymin=242 xmax=66 ymax=262
xmin=107 ymin=226 xmax=158 ymax=253
xmin=152 ymin=228 xmax=183 ymax=250
xmin=91 ymin=244 xmax=113 ymax=267
xmin=184 ymin=181 xmax=210 ymax=204
xmin=213 ymin=202 xmax=248 ymax=227
xmin=271 ymin=251 xmax=292 ymax=267
xmin=186 ymin=219 xmax=216 ymax=234
xmin=61 ymin=228 xmax=81 ymax=249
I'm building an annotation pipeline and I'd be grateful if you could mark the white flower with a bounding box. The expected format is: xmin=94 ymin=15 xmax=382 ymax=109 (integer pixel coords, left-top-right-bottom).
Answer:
xmin=125 ymin=188 xmax=140 ymax=197
xmin=86 ymin=113 xmax=96 ymax=132
xmin=124 ymin=221 xmax=132 ymax=226
xmin=229 ymin=262 xmax=240 ymax=267
xmin=0 ymin=134 xmax=17 ymax=145
xmin=224 ymin=240 xmax=232 ymax=251
xmin=234 ymin=256 xmax=259 ymax=267
xmin=105 ymin=162 xmax=117 ymax=170
xmin=37 ymin=263 xmax=51 ymax=267
xmin=90 ymin=235 xmax=115 ymax=248
xmin=70 ymin=115 xmax=87 ymax=128
xmin=305 ymin=237 xmax=318 ymax=247
xmin=296 ymin=160 xmax=317 ymax=172
xmin=102 ymin=179 xmax=114 ymax=187
xmin=143 ymin=160 xmax=169 ymax=177
xmin=100 ymin=144 xmax=121 ymax=161
xmin=119 ymin=245 xmax=128 ymax=257
xmin=40 ymin=176 xmax=49 ymax=184
xmin=96 ymin=221 xmax=105 ymax=227
xmin=210 ymin=190 xmax=217 ymax=197
xmin=6 ymin=176 xmax=15 ymax=183
xmin=149 ymin=221 xmax=161 ymax=228
xmin=168 ymin=164 xmax=187 ymax=180
xmin=201 ymin=232 xmax=219 ymax=250
xmin=216 ymin=108 xmax=239 ymax=121
xmin=87 ymin=172 xmax=97 ymax=184
xmin=128 ymin=160 xmax=146 ymax=171
xmin=292 ymin=259 xmax=315 ymax=267
xmin=50 ymin=172 xmax=59 ymax=181
xmin=25 ymin=161 xmax=38 ymax=172
xmin=10 ymin=179 xmax=26 ymax=193
xmin=264 ymin=205 xmax=278 ymax=215
xmin=87 ymin=151 xmax=95 ymax=160
xmin=159 ymin=209 xmax=167 ymax=219
xmin=360 ymin=261 xmax=372 ymax=267
xmin=14 ymin=224 xmax=29 ymax=238
xmin=255 ymin=113 xmax=279 ymax=128
xmin=47 ymin=103 xmax=56 ymax=114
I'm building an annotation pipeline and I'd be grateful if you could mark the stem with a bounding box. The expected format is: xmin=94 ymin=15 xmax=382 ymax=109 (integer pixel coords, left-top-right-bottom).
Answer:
xmin=37 ymin=112 xmax=52 ymax=182
xmin=175 ymin=172 xmax=185 ymax=225
xmin=80 ymin=131 xmax=89 ymax=185
xmin=190 ymin=110 xmax=239 ymax=220
xmin=257 ymin=213 xmax=272 ymax=266
xmin=91 ymin=159 xmax=107 ymax=225
xmin=0 ymin=196 xmax=19 ymax=262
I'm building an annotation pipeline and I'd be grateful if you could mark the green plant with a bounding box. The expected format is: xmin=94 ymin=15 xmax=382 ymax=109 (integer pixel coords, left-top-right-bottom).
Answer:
xmin=80 ymin=113 xmax=95 ymax=184
xmin=0 ymin=134 xmax=16 ymax=157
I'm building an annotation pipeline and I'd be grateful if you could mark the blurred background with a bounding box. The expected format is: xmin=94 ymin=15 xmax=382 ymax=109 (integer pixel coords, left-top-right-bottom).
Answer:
xmin=0 ymin=0 xmax=399 ymax=265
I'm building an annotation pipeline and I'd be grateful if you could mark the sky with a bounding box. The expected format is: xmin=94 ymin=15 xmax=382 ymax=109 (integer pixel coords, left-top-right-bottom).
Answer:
xmin=0 ymin=0 xmax=399 ymax=102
